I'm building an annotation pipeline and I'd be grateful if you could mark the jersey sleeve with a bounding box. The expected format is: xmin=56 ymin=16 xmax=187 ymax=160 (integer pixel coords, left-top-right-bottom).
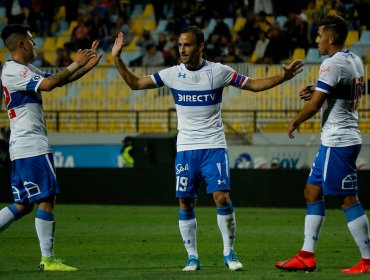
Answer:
xmin=6 ymin=64 xmax=46 ymax=93
xmin=151 ymin=67 xmax=175 ymax=88
xmin=316 ymin=59 xmax=340 ymax=94
xmin=220 ymin=63 xmax=248 ymax=88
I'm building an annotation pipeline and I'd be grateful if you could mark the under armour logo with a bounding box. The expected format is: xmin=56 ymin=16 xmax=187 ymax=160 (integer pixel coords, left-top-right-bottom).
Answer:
xmin=178 ymin=73 xmax=186 ymax=78
xmin=218 ymin=179 xmax=226 ymax=185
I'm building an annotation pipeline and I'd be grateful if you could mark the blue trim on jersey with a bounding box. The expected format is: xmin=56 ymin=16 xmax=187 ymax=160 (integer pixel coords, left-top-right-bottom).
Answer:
xmin=179 ymin=209 xmax=195 ymax=220
xmin=26 ymin=76 xmax=42 ymax=91
xmin=36 ymin=209 xmax=54 ymax=221
xmin=306 ymin=200 xmax=325 ymax=216
xmin=7 ymin=204 xmax=21 ymax=220
xmin=317 ymin=80 xmax=333 ymax=92
xmin=344 ymin=202 xmax=365 ymax=222
xmin=171 ymin=87 xmax=223 ymax=106
xmin=217 ymin=203 xmax=234 ymax=215
xmin=153 ymin=72 xmax=164 ymax=87
xmin=7 ymin=91 xmax=42 ymax=109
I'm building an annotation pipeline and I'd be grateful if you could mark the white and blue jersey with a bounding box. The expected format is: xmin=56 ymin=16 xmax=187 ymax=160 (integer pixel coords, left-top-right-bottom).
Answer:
xmin=1 ymin=60 xmax=51 ymax=161
xmin=308 ymin=50 xmax=364 ymax=195
xmin=151 ymin=60 xmax=248 ymax=152
xmin=316 ymin=50 xmax=363 ymax=147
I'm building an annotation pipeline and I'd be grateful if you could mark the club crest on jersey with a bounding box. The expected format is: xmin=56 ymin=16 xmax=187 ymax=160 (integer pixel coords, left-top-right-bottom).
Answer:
xmin=19 ymin=68 xmax=29 ymax=78
xmin=192 ymin=73 xmax=201 ymax=83
xmin=32 ymin=75 xmax=42 ymax=81
xmin=178 ymin=72 xmax=186 ymax=79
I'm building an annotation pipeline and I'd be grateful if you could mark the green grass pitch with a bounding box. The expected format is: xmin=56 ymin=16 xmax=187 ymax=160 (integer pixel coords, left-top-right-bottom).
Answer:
xmin=0 ymin=204 xmax=369 ymax=280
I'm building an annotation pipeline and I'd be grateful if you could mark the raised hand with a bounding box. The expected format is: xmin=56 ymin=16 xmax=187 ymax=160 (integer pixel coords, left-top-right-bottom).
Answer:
xmin=281 ymin=60 xmax=304 ymax=81
xmin=84 ymin=40 xmax=103 ymax=69
xmin=299 ymin=85 xmax=315 ymax=101
xmin=74 ymin=49 xmax=96 ymax=67
xmin=112 ymin=32 xmax=124 ymax=58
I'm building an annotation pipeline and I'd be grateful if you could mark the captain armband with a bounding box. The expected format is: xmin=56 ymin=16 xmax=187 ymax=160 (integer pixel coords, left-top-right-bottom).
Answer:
xmin=230 ymin=72 xmax=248 ymax=88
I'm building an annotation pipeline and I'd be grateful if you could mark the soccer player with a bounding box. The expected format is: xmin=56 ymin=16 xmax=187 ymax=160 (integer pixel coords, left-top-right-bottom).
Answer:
xmin=112 ymin=25 xmax=303 ymax=271
xmin=0 ymin=24 xmax=102 ymax=271
xmin=275 ymin=15 xmax=370 ymax=274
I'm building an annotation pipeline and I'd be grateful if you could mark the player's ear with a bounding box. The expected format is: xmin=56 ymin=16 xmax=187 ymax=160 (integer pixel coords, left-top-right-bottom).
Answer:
xmin=328 ymin=35 xmax=335 ymax=45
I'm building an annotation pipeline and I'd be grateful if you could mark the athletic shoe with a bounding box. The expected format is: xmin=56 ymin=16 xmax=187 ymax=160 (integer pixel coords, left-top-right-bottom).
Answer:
xmin=182 ymin=255 xmax=200 ymax=271
xmin=275 ymin=251 xmax=316 ymax=272
xmin=341 ymin=258 xmax=370 ymax=274
xmin=39 ymin=257 xmax=77 ymax=272
xmin=223 ymin=250 xmax=243 ymax=271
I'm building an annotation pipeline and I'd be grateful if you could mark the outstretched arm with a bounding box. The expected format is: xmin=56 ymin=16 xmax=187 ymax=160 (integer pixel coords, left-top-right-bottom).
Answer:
xmin=288 ymin=90 xmax=326 ymax=138
xmin=242 ymin=60 xmax=304 ymax=92
xmin=59 ymin=40 xmax=104 ymax=85
xmin=112 ymin=32 xmax=156 ymax=90
xmin=38 ymin=49 xmax=96 ymax=91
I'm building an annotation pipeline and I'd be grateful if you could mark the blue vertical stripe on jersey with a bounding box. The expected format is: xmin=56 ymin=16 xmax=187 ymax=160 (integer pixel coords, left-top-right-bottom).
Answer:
xmin=344 ymin=202 xmax=365 ymax=222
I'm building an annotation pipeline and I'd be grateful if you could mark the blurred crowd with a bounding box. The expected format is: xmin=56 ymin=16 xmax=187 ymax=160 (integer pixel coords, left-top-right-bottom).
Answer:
xmin=2 ymin=0 xmax=370 ymax=67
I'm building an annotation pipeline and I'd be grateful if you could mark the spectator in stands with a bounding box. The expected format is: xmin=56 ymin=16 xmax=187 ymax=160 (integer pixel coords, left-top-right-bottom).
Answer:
xmin=55 ymin=47 xmax=73 ymax=67
xmin=5 ymin=0 xmax=31 ymax=24
xmin=69 ymin=16 xmax=92 ymax=51
xmin=141 ymin=44 xmax=165 ymax=67
xmin=0 ymin=23 xmax=102 ymax=272
xmin=27 ymin=0 xmax=54 ymax=37
xmin=275 ymin=15 xmax=370 ymax=274
xmin=111 ymin=25 xmax=303 ymax=272
xmin=264 ymin=26 xmax=288 ymax=64
xmin=254 ymin=30 xmax=270 ymax=64
xmin=104 ymin=17 xmax=132 ymax=51
xmin=32 ymin=51 xmax=53 ymax=67
xmin=88 ymin=14 xmax=110 ymax=49
xmin=213 ymin=16 xmax=232 ymax=42
xmin=136 ymin=29 xmax=156 ymax=57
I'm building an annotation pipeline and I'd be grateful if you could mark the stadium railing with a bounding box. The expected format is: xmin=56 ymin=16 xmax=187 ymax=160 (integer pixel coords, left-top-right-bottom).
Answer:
xmin=1 ymin=63 xmax=369 ymax=137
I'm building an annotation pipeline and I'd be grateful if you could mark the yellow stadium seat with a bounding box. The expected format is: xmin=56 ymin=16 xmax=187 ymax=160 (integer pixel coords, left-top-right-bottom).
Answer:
xmin=143 ymin=3 xmax=155 ymax=17
xmin=345 ymin=30 xmax=359 ymax=48
xmin=43 ymin=37 xmax=57 ymax=51
xmin=292 ymin=48 xmax=306 ymax=60
xmin=232 ymin=17 xmax=247 ymax=34
xmin=56 ymin=35 xmax=70 ymax=49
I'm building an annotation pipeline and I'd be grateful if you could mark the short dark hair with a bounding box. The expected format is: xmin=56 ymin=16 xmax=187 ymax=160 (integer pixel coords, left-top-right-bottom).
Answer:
xmin=1 ymin=24 xmax=31 ymax=43
xmin=319 ymin=15 xmax=348 ymax=45
xmin=180 ymin=26 xmax=204 ymax=45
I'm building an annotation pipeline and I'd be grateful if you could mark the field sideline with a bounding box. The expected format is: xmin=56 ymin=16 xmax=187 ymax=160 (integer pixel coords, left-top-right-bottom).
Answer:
xmin=0 ymin=204 xmax=369 ymax=280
